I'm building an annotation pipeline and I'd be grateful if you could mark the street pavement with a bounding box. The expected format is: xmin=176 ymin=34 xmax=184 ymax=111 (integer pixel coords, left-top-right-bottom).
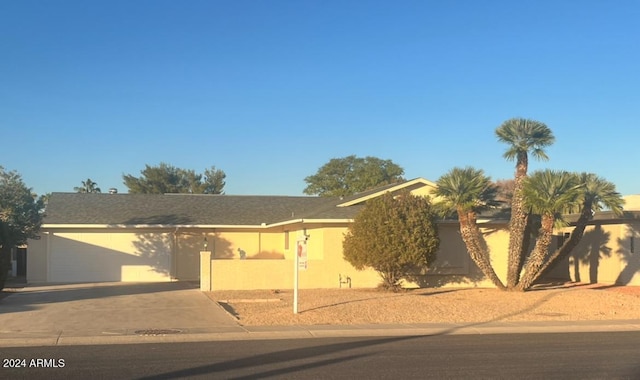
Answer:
xmin=1 ymin=281 xmax=640 ymax=347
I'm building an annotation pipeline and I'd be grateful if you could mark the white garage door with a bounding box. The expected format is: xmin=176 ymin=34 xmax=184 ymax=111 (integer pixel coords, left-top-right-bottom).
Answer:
xmin=49 ymin=231 xmax=172 ymax=282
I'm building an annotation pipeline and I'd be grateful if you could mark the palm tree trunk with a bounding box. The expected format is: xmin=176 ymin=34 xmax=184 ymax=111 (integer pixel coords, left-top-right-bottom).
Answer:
xmin=516 ymin=214 xmax=533 ymax=281
xmin=458 ymin=210 xmax=506 ymax=290
xmin=532 ymin=202 xmax=593 ymax=281
xmin=517 ymin=214 xmax=555 ymax=291
xmin=506 ymin=161 xmax=529 ymax=288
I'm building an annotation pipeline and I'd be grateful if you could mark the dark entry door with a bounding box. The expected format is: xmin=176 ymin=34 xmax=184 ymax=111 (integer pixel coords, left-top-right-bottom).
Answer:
xmin=16 ymin=248 xmax=26 ymax=276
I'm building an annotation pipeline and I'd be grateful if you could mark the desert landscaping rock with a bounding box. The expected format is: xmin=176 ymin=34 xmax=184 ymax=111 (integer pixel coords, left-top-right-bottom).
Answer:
xmin=206 ymin=284 xmax=640 ymax=326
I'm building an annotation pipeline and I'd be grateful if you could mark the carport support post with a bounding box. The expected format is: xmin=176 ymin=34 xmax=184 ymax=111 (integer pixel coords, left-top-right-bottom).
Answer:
xmin=200 ymin=251 xmax=212 ymax=291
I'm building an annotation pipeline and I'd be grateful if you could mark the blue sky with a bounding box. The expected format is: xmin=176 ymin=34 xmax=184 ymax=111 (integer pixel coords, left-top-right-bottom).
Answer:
xmin=2 ymin=1 xmax=639 ymax=197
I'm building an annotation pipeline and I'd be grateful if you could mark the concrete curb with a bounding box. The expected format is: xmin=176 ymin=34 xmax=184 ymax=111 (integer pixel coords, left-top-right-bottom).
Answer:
xmin=2 ymin=320 xmax=640 ymax=347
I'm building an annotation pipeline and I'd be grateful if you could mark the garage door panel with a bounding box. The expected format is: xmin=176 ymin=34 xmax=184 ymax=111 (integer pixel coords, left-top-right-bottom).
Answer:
xmin=49 ymin=232 xmax=171 ymax=282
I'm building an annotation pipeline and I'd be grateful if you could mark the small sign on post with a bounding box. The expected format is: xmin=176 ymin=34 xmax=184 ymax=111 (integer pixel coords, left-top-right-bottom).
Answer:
xmin=293 ymin=232 xmax=309 ymax=314
xmin=297 ymin=239 xmax=308 ymax=270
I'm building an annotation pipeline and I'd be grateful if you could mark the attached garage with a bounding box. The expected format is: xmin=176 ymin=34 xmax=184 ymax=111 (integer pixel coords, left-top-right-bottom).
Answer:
xmin=47 ymin=231 xmax=172 ymax=282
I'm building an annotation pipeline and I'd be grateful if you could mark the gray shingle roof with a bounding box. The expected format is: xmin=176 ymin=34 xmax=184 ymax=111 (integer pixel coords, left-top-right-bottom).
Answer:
xmin=43 ymin=193 xmax=357 ymax=226
xmin=43 ymin=179 xmax=441 ymax=227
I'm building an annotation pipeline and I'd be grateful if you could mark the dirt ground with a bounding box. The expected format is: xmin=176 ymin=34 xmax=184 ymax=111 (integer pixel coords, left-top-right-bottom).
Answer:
xmin=205 ymin=283 xmax=640 ymax=326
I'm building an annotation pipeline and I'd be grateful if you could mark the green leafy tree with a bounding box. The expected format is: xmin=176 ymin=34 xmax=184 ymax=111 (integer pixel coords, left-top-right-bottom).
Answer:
xmin=435 ymin=167 xmax=506 ymax=289
xmin=516 ymin=170 xmax=582 ymax=290
xmin=74 ymin=178 xmax=101 ymax=193
xmin=342 ymin=192 xmax=440 ymax=291
xmin=304 ymin=155 xmax=405 ymax=197
xmin=0 ymin=167 xmax=44 ymax=290
xmin=202 ymin=166 xmax=227 ymax=194
xmin=123 ymin=163 xmax=226 ymax=194
xmin=39 ymin=193 xmax=51 ymax=206
xmin=496 ymin=118 xmax=555 ymax=288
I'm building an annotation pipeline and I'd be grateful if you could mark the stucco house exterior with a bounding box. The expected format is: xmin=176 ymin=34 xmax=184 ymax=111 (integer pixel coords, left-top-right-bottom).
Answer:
xmin=552 ymin=198 xmax=640 ymax=286
xmin=26 ymin=179 xmax=640 ymax=289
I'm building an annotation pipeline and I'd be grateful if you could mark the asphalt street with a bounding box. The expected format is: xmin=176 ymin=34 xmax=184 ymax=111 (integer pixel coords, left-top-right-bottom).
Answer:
xmin=1 ymin=331 xmax=640 ymax=379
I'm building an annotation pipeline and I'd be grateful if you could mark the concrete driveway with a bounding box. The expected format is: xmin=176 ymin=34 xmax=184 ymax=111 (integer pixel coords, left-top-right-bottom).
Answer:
xmin=0 ymin=281 xmax=243 ymax=344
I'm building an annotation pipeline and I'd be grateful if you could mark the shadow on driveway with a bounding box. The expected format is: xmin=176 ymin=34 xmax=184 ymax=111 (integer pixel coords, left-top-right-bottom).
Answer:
xmin=0 ymin=281 xmax=198 ymax=310
xmin=0 ymin=281 xmax=239 ymax=334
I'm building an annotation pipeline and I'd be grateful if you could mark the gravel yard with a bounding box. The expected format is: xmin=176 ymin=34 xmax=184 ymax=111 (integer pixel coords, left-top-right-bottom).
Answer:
xmin=205 ymin=283 xmax=640 ymax=326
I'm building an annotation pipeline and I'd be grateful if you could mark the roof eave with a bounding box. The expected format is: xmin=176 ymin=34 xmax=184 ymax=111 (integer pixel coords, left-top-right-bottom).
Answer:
xmin=42 ymin=223 xmax=274 ymax=229
xmin=336 ymin=178 xmax=437 ymax=207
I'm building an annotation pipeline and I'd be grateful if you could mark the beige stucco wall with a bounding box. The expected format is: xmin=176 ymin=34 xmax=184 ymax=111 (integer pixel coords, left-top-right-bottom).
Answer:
xmin=209 ymin=224 xmax=383 ymax=290
xmin=556 ymin=222 xmax=640 ymax=285
xmin=411 ymin=223 xmax=510 ymax=288
xmin=31 ymin=215 xmax=640 ymax=287
xmin=207 ymin=222 xmax=513 ymax=291
xmin=26 ymin=234 xmax=48 ymax=282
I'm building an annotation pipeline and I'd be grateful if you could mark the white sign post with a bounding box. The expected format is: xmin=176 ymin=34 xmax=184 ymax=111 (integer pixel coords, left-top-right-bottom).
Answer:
xmin=293 ymin=233 xmax=308 ymax=314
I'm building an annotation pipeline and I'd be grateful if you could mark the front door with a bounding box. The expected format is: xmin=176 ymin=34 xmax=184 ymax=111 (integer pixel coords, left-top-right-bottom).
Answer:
xmin=16 ymin=248 xmax=27 ymax=276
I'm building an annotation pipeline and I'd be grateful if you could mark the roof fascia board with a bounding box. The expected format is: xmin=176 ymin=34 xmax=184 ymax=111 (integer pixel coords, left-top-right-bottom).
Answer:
xmin=337 ymin=178 xmax=437 ymax=207
xmin=436 ymin=219 xmax=509 ymax=225
xmin=42 ymin=224 xmax=273 ymax=229
xmin=300 ymin=219 xmax=353 ymax=224
xmin=43 ymin=218 xmax=355 ymax=230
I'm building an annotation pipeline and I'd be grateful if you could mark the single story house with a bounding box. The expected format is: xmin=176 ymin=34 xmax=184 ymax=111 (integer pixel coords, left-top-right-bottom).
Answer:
xmin=26 ymin=178 xmax=640 ymax=289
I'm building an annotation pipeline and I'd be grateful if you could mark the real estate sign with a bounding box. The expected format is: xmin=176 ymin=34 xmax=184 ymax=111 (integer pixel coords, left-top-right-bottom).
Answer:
xmin=297 ymin=239 xmax=308 ymax=270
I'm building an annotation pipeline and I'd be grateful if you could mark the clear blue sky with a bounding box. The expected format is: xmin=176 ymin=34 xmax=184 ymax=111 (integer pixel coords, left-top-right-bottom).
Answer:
xmin=2 ymin=1 xmax=639 ymax=196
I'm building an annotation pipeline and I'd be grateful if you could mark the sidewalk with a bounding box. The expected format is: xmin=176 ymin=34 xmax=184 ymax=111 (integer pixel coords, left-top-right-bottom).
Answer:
xmin=2 ymin=279 xmax=640 ymax=347
xmin=2 ymin=318 xmax=640 ymax=347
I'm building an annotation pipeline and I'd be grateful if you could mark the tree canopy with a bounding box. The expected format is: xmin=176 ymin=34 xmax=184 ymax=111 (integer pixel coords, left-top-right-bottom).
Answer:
xmin=74 ymin=178 xmax=101 ymax=193
xmin=342 ymin=192 xmax=440 ymax=290
xmin=123 ymin=163 xmax=226 ymax=194
xmin=304 ymin=155 xmax=405 ymax=197
xmin=516 ymin=169 xmax=582 ymax=290
xmin=435 ymin=118 xmax=625 ymax=291
xmin=435 ymin=167 xmax=505 ymax=289
xmin=495 ymin=117 xmax=555 ymax=288
xmin=0 ymin=167 xmax=44 ymax=289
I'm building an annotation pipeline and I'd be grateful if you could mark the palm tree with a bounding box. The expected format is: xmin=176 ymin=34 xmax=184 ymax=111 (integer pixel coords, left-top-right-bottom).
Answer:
xmin=533 ymin=173 xmax=624 ymax=281
xmin=496 ymin=118 xmax=555 ymax=288
xmin=435 ymin=167 xmax=506 ymax=290
xmin=516 ymin=170 xmax=581 ymax=291
xmin=74 ymin=178 xmax=101 ymax=193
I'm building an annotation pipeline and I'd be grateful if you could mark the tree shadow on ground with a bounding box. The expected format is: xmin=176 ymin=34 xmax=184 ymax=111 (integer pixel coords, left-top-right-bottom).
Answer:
xmin=404 ymin=261 xmax=486 ymax=288
xmin=138 ymin=335 xmax=420 ymax=379
xmin=0 ymin=282 xmax=195 ymax=314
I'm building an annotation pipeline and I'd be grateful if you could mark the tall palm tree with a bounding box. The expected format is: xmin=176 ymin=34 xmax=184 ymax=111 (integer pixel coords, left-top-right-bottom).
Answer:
xmin=533 ymin=173 xmax=625 ymax=281
xmin=435 ymin=167 xmax=505 ymax=290
xmin=496 ymin=118 xmax=555 ymax=288
xmin=517 ymin=170 xmax=581 ymax=291
xmin=74 ymin=178 xmax=101 ymax=193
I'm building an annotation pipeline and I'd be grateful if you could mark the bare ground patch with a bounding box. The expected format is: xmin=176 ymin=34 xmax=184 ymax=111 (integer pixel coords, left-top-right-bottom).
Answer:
xmin=205 ymin=284 xmax=640 ymax=326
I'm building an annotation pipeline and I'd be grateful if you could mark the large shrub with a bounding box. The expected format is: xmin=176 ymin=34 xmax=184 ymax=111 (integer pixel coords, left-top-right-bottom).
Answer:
xmin=343 ymin=192 xmax=440 ymax=290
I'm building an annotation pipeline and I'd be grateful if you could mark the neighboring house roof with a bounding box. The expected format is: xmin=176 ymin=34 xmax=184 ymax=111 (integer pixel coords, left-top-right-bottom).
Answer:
xmin=563 ymin=210 xmax=640 ymax=225
xmin=622 ymin=195 xmax=640 ymax=211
